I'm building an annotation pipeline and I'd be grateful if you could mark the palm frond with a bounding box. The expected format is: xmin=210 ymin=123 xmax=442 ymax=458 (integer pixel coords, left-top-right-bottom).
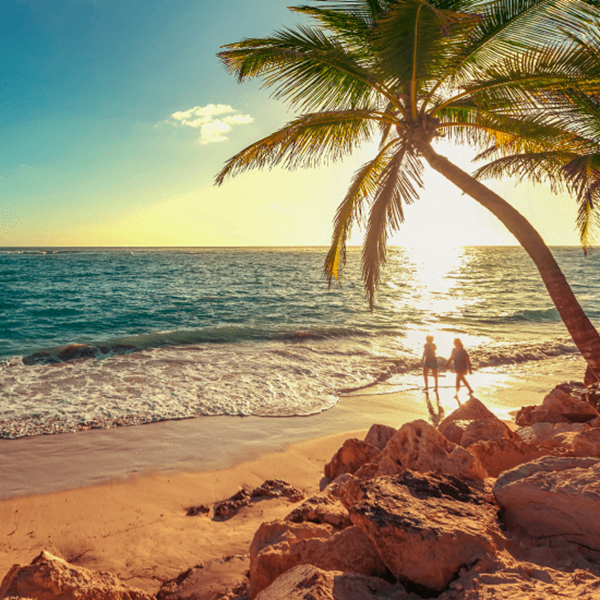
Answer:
xmin=218 ymin=25 xmax=391 ymax=113
xmin=362 ymin=144 xmax=424 ymax=309
xmin=215 ymin=111 xmax=379 ymax=185
xmin=324 ymin=139 xmax=401 ymax=285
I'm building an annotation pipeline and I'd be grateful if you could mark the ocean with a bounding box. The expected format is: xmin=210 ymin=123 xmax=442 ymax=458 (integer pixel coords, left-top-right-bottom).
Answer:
xmin=1 ymin=246 xmax=597 ymax=439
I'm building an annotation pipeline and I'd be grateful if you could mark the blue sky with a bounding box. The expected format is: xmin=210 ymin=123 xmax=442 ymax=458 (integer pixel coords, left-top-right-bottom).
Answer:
xmin=0 ymin=0 xmax=587 ymax=248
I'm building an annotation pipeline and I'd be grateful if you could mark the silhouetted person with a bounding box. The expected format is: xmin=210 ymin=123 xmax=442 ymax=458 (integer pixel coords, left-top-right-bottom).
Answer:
xmin=445 ymin=338 xmax=473 ymax=400
xmin=422 ymin=335 xmax=438 ymax=393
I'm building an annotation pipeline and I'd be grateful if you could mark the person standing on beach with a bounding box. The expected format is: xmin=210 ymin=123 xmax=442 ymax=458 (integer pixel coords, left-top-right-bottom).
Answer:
xmin=422 ymin=335 xmax=438 ymax=393
xmin=445 ymin=338 xmax=473 ymax=399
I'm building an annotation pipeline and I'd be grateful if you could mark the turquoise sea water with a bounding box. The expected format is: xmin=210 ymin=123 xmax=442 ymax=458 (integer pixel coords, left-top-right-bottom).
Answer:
xmin=0 ymin=246 xmax=598 ymax=438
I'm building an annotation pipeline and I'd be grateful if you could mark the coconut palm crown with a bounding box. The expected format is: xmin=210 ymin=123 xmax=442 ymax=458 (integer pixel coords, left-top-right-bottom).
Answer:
xmin=216 ymin=0 xmax=600 ymax=380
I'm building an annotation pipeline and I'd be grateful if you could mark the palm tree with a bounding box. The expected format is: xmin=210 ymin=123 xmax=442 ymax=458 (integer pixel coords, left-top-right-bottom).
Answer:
xmin=215 ymin=0 xmax=600 ymax=381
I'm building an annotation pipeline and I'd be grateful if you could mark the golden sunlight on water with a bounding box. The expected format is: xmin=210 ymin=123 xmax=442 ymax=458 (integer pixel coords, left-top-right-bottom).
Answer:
xmin=388 ymin=244 xmax=486 ymax=356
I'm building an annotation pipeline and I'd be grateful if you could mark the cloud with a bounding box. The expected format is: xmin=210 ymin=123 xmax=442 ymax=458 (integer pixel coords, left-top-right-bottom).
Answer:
xmin=169 ymin=104 xmax=253 ymax=144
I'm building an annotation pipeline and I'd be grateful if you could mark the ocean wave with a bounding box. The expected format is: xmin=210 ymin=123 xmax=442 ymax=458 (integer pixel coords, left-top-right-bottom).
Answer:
xmin=19 ymin=325 xmax=384 ymax=365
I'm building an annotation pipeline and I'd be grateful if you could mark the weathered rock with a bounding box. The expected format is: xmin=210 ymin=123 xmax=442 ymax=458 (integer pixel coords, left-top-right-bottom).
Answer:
xmin=364 ymin=424 xmax=396 ymax=451
xmin=354 ymin=461 xmax=379 ymax=480
xmin=493 ymin=456 xmax=600 ymax=550
xmin=466 ymin=438 xmax=545 ymax=478
xmin=186 ymin=504 xmax=210 ymax=516
xmin=516 ymin=422 xmax=590 ymax=448
xmin=324 ymin=438 xmax=381 ymax=480
xmin=438 ymin=397 xmax=499 ymax=428
xmin=376 ymin=420 xmax=488 ymax=480
xmin=285 ymin=480 xmax=351 ymax=529
xmin=213 ymin=488 xmax=252 ymax=519
xmin=541 ymin=383 xmax=599 ymax=423
xmin=438 ymin=397 xmax=518 ymax=448
xmin=0 ymin=550 xmax=153 ymax=600
xmin=248 ymin=520 xmax=386 ymax=598
xmin=573 ymin=428 xmax=600 ymax=457
xmin=515 ymin=405 xmax=568 ymax=427
xmin=255 ymin=564 xmax=419 ymax=600
xmin=340 ymin=472 xmax=500 ymax=593
xmin=251 ymin=479 xmax=305 ymax=503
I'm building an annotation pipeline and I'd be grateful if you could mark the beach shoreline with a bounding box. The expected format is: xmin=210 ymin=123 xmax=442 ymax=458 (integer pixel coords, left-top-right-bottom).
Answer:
xmin=0 ymin=357 xmax=589 ymax=596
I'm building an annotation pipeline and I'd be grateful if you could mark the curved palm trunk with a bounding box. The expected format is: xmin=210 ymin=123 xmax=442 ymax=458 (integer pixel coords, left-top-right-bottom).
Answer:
xmin=418 ymin=141 xmax=600 ymax=382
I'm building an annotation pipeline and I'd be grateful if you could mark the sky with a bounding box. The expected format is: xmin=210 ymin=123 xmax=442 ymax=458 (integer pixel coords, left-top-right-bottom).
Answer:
xmin=0 ymin=0 xmax=589 ymax=249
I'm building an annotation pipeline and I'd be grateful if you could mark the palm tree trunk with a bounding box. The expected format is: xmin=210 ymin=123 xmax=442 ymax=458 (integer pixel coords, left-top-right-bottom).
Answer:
xmin=418 ymin=141 xmax=600 ymax=382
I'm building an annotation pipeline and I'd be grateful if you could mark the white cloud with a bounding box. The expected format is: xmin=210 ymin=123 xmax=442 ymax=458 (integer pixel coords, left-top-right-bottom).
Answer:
xmin=169 ymin=104 xmax=253 ymax=144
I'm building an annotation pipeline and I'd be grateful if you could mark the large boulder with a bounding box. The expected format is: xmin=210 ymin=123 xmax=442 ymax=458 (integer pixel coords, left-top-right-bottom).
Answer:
xmin=376 ymin=420 xmax=488 ymax=480
xmin=517 ymin=383 xmax=600 ymax=427
xmin=493 ymin=456 xmax=600 ymax=550
xmin=573 ymin=428 xmax=600 ymax=458
xmin=0 ymin=550 xmax=153 ymax=600
xmin=248 ymin=520 xmax=386 ymax=598
xmin=255 ymin=564 xmax=419 ymax=600
xmin=466 ymin=438 xmax=546 ymax=478
xmin=324 ymin=439 xmax=381 ymax=480
xmin=438 ymin=397 xmax=518 ymax=447
xmin=339 ymin=472 xmax=500 ymax=593
xmin=364 ymin=424 xmax=396 ymax=451
xmin=516 ymin=422 xmax=590 ymax=448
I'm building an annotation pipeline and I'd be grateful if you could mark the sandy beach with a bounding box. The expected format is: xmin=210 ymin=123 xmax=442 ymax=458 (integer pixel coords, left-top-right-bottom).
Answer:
xmin=0 ymin=354 xmax=588 ymax=597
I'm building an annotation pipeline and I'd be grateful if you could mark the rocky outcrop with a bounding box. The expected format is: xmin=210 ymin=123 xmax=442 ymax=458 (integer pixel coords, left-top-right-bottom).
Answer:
xmin=376 ymin=420 xmax=489 ymax=480
xmin=0 ymin=550 xmax=153 ymax=600
xmin=364 ymin=424 xmax=396 ymax=451
xmin=516 ymin=382 xmax=599 ymax=427
xmin=438 ymin=397 xmax=519 ymax=446
xmin=572 ymin=428 xmax=600 ymax=457
xmin=210 ymin=480 xmax=305 ymax=519
xmin=324 ymin=439 xmax=380 ymax=480
xmin=251 ymin=479 xmax=305 ymax=502
xmin=516 ymin=422 xmax=590 ymax=448
xmin=248 ymin=520 xmax=386 ymax=598
xmin=254 ymin=564 xmax=419 ymax=600
xmin=339 ymin=472 xmax=500 ymax=593
xmin=465 ymin=438 xmax=545 ymax=478
xmin=493 ymin=456 xmax=600 ymax=549
xmin=285 ymin=478 xmax=352 ymax=529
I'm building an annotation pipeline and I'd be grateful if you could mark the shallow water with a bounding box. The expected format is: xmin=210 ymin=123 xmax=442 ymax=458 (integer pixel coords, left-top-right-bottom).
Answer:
xmin=0 ymin=246 xmax=597 ymax=438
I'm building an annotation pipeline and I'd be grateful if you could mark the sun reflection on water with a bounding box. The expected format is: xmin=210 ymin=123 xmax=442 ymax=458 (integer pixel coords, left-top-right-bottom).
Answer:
xmin=386 ymin=244 xmax=486 ymax=357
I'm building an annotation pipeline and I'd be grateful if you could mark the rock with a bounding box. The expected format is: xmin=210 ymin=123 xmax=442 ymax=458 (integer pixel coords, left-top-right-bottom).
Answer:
xmin=515 ymin=406 xmax=568 ymax=427
xmin=376 ymin=420 xmax=488 ymax=480
xmin=248 ymin=520 xmax=386 ymax=598
xmin=255 ymin=564 xmax=419 ymax=600
xmin=438 ymin=397 xmax=518 ymax=448
xmin=285 ymin=480 xmax=351 ymax=529
xmin=541 ymin=383 xmax=599 ymax=423
xmin=324 ymin=439 xmax=381 ymax=480
xmin=438 ymin=397 xmax=499 ymax=428
xmin=354 ymin=461 xmax=379 ymax=479
xmin=364 ymin=424 xmax=396 ymax=451
xmin=466 ymin=438 xmax=545 ymax=478
xmin=213 ymin=489 xmax=252 ymax=519
xmin=0 ymin=550 xmax=153 ymax=600
xmin=339 ymin=472 xmax=500 ymax=593
xmin=573 ymin=428 xmax=600 ymax=457
xmin=493 ymin=456 xmax=600 ymax=549
xmin=186 ymin=504 xmax=210 ymax=516
xmin=516 ymin=422 xmax=590 ymax=448
xmin=251 ymin=479 xmax=305 ymax=503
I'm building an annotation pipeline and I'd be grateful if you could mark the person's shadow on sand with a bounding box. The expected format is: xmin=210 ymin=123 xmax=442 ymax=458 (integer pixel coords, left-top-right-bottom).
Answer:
xmin=425 ymin=391 xmax=444 ymax=428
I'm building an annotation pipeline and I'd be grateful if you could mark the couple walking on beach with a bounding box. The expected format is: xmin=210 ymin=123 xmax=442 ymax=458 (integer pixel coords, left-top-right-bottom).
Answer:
xmin=422 ymin=336 xmax=473 ymax=399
